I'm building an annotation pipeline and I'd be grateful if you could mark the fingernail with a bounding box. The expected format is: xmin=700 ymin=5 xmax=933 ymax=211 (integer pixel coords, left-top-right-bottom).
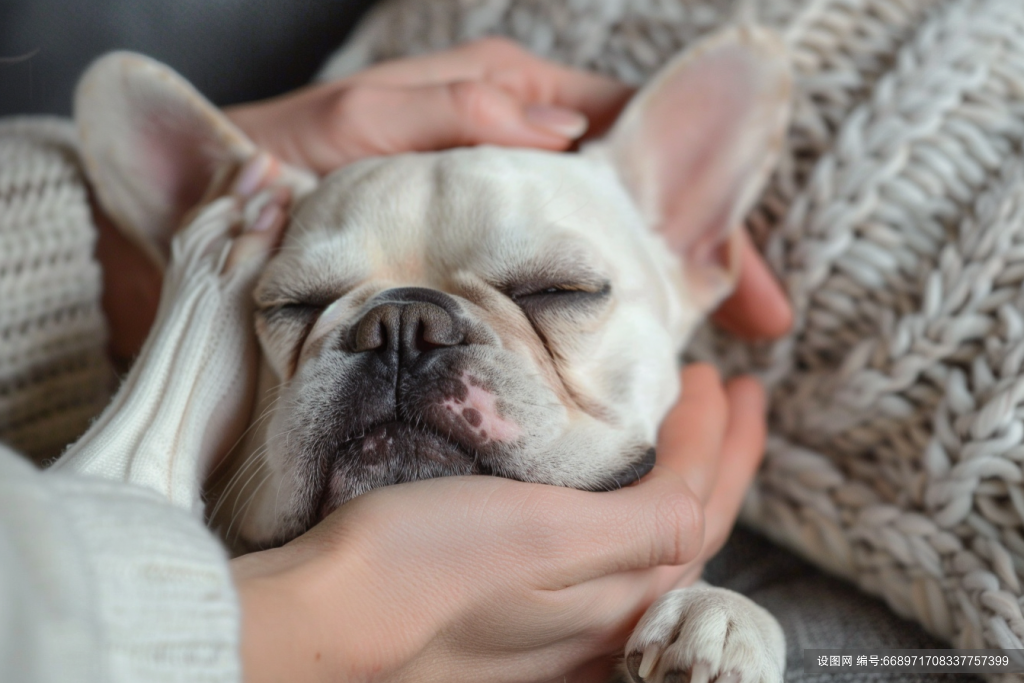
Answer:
xmin=524 ymin=104 xmax=588 ymax=139
xmin=249 ymin=203 xmax=282 ymax=233
xmin=233 ymin=152 xmax=272 ymax=198
xmin=243 ymin=189 xmax=272 ymax=226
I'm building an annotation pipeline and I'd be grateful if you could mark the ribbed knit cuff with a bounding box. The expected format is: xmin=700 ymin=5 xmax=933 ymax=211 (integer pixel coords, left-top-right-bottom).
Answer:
xmin=49 ymin=472 xmax=241 ymax=683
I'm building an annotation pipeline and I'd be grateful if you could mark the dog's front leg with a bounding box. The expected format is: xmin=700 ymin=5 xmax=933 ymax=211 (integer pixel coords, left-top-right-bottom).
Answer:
xmin=52 ymin=177 xmax=285 ymax=514
xmin=623 ymin=581 xmax=785 ymax=683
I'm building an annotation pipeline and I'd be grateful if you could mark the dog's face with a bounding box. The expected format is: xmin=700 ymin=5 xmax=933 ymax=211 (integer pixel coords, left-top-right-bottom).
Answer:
xmin=247 ymin=148 xmax=689 ymax=539
xmin=75 ymin=27 xmax=790 ymax=547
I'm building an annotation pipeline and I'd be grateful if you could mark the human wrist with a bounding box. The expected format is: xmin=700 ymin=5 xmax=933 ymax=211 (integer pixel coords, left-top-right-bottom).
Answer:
xmin=234 ymin=551 xmax=320 ymax=683
xmin=231 ymin=505 xmax=469 ymax=683
xmin=232 ymin=538 xmax=391 ymax=683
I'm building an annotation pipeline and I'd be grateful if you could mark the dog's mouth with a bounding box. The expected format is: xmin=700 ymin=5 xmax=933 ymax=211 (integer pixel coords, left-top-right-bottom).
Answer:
xmin=312 ymin=418 xmax=657 ymax=528
xmin=315 ymin=418 xmax=486 ymax=523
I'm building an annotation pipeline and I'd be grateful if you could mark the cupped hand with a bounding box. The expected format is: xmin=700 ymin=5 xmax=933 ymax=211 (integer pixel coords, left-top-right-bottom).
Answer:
xmin=225 ymin=37 xmax=632 ymax=175
xmin=231 ymin=364 xmax=765 ymax=683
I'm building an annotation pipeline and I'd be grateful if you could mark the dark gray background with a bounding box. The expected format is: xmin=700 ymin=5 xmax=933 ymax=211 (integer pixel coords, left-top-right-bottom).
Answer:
xmin=0 ymin=0 xmax=376 ymax=116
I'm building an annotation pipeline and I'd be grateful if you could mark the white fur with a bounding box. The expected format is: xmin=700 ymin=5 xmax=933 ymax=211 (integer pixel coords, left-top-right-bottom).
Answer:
xmin=626 ymin=583 xmax=786 ymax=683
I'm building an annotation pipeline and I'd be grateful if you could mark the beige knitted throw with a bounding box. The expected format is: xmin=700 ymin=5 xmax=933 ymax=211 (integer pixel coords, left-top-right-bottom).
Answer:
xmin=322 ymin=0 xmax=1024 ymax=658
xmin=0 ymin=118 xmax=112 ymax=462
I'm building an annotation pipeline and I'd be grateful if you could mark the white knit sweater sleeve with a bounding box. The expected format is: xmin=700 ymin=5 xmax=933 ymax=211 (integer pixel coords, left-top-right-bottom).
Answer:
xmin=0 ymin=444 xmax=239 ymax=683
xmin=52 ymin=197 xmax=262 ymax=515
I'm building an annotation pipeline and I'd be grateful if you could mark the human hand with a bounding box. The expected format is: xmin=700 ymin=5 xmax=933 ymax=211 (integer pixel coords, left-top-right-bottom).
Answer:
xmin=230 ymin=363 xmax=765 ymax=683
xmin=225 ymin=37 xmax=632 ymax=175
xmin=557 ymin=365 xmax=767 ymax=682
xmin=712 ymin=232 xmax=792 ymax=340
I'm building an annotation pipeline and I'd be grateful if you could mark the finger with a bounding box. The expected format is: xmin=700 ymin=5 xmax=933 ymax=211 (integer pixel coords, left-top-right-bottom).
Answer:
xmin=655 ymin=364 xmax=729 ymax=503
xmin=559 ymin=363 xmax=729 ymax=581
xmin=223 ymin=186 xmax=291 ymax=273
xmin=320 ymin=461 xmax=706 ymax=587
xmin=558 ymin=565 xmax=682 ymax=634
xmin=697 ymin=376 xmax=766 ymax=559
xmin=478 ymin=53 xmax=632 ymax=138
xmin=484 ymin=466 xmax=705 ymax=583
xmin=572 ymin=537 xmax=707 ymax=613
xmin=547 ymin=563 xmax=717 ymax=665
xmin=317 ymin=81 xmax=587 ymax=169
xmin=194 ymin=152 xmax=282 ymax=213
xmin=569 ymin=378 xmax=766 ymax=602
xmin=662 ymin=377 xmax=767 ymax=591
xmin=347 ymin=38 xmax=633 ymax=137
xmin=712 ymin=232 xmax=793 ymax=340
xmin=230 ymin=152 xmax=282 ymax=198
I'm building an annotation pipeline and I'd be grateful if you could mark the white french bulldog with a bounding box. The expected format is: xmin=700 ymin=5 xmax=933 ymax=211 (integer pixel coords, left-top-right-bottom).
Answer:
xmin=76 ymin=25 xmax=791 ymax=683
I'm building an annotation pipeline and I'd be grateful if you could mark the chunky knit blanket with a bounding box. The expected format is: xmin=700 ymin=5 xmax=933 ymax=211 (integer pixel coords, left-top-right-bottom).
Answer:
xmin=321 ymin=0 xmax=1024 ymax=660
xmin=0 ymin=119 xmax=112 ymax=462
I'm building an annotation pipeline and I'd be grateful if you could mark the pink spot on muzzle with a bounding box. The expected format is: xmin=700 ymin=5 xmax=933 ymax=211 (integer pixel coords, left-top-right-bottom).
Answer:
xmin=441 ymin=374 xmax=521 ymax=443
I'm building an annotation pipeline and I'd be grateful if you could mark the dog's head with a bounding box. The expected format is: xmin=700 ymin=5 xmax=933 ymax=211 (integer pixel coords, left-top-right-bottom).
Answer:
xmin=76 ymin=27 xmax=790 ymax=547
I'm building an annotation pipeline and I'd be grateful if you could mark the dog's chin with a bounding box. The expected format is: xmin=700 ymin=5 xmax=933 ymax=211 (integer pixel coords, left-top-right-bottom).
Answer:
xmin=315 ymin=421 xmax=482 ymax=523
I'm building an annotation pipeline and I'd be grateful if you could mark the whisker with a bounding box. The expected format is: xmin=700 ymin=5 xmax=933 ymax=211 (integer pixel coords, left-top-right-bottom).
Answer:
xmin=225 ymin=460 xmax=269 ymax=543
xmin=208 ymin=444 xmax=268 ymax=522
xmin=207 ymin=421 xmax=301 ymax=524
xmin=205 ymin=387 xmax=287 ymax=482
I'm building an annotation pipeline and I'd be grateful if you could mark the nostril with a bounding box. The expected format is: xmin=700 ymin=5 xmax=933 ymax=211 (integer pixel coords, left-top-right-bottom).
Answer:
xmin=352 ymin=311 xmax=389 ymax=352
xmin=408 ymin=304 xmax=466 ymax=354
xmin=414 ymin=322 xmax=445 ymax=353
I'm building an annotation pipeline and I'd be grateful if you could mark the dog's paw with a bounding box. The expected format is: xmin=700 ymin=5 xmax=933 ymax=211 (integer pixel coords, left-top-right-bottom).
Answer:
xmin=624 ymin=584 xmax=785 ymax=683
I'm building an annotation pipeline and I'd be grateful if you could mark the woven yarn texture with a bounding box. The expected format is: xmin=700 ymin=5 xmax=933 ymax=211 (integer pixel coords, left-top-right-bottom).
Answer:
xmin=324 ymin=0 xmax=1024 ymax=660
xmin=0 ymin=119 xmax=113 ymax=462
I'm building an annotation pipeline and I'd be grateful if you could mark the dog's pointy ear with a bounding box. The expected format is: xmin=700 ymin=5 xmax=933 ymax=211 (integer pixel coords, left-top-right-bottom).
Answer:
xmin=595 ymin=26 xmax=792 ymax=311
xmin=75 ymin=52 xmax=315 ymax=269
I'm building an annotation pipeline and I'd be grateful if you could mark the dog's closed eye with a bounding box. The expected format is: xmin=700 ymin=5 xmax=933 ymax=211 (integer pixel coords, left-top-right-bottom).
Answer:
xmin=258 ymin=302 xmax=324 ymax=330
xmin=509 ymin=282 xmax=612 ymax=319
xmin=255 ymin=302 xmax=325 ymax=378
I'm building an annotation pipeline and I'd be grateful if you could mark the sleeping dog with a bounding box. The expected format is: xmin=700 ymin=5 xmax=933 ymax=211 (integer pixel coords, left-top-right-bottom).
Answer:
xmin=76 ymin=26 xmax=792 ymax=683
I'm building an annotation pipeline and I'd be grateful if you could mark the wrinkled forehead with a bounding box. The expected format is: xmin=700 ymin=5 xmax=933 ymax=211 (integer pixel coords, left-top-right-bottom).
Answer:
xmin=260 ymin=147 xmax=648 ymax=299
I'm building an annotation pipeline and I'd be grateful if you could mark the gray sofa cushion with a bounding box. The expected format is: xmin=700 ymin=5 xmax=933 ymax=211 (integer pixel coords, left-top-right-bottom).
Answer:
xmin=0 ymin=0 xmax=375 ymax=116
xmin=706 ymin=528 xmax=983 ymax=683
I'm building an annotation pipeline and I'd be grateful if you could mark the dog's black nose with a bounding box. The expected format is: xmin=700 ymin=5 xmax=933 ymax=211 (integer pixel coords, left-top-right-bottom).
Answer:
xmin=350 ymin=287 xmax=465 ymax=366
